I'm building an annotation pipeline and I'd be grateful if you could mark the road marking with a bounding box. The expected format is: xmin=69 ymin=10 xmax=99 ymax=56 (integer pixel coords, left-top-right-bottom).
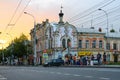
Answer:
xmin=56 ymin=72 xmax=62 ymax=75
xmin=100 ymin=77 xmax=110 ymax=80
xmin=0 ymin=75 xmax=7 ymax=80
xmin=39 ymin=71 xmax=44 ymax=72
xmin=43 ymin=71 xmax=48 ymax=73
xmin=10 ymin=68 xmax=112 ymax=80
xmin=50 ymin=72 xmax=55 ymax=74
xmin=64 ymin=73 xmax=71 ymax=76
xmin=98 ymin=69 xmax=120 ymax=72
xmin=0 ymin=78 xmax=7 ymax=80
xmin=84 ymin=76 xmax=93 ymax=78
xmin=73 ymin=74 xmax=81 ymax=77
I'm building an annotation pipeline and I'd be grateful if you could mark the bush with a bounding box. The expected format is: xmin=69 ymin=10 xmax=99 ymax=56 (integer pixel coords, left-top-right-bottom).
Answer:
xmin=108 ymin=62 xmax=120 ymax=65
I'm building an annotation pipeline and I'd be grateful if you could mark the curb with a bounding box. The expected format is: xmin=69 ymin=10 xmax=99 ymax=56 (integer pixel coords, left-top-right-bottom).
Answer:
xmin=61 ymin=65 xmax=120 ymax=68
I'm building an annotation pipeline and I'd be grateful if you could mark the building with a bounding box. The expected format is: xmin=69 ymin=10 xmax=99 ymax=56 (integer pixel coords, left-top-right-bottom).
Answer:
xmin=106 ymin=32 xmax=120 ymax=62
xmin=30 ymin=9 xmax=120 ymax=64
xmin=77 ymin=27 xmax=105 ymax=58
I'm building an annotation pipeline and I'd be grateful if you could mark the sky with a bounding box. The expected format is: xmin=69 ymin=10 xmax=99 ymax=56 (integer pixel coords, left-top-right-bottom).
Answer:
xmin=0 ymin=0 xmax=120 ymax=48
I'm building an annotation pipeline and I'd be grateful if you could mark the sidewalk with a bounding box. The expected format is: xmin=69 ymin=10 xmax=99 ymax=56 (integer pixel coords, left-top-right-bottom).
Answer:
xmin=1 ymin=63 xmax=120 ymax=68
xmin=62 ymin=65 xmax=120 ymax=68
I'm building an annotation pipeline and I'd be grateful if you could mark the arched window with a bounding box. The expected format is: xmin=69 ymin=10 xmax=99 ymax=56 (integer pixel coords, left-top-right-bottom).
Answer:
xmin=62 ymin=39 xmax=66 ymax=48
xmin=67 ymin=39 xmax=71 ymax=48
xmin=99 ymin=40 xmax=103 ymax=48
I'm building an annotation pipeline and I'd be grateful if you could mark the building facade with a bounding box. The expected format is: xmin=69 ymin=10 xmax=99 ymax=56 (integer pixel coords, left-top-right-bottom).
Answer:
xmin=30 ymin=10 xmax=120 ymax=64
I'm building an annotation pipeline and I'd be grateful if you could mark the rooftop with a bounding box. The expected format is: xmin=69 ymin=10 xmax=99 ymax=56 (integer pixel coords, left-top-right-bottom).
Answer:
xmin=107 ymin=32 xmax=120 ymax=38
xmin=76 ymin=27 xmax=105 ymax=34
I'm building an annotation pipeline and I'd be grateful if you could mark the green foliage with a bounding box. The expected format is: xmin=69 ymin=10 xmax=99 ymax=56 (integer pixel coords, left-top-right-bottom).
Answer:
xmin=3 ymin=33 xmax=32 ymax=58
xmin=108 ymin=62 xmax=120 ymax=65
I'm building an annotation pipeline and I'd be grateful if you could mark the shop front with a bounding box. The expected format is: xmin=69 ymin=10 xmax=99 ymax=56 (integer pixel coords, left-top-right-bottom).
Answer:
xmin=78 ymin=51 xmax=92 ymax=56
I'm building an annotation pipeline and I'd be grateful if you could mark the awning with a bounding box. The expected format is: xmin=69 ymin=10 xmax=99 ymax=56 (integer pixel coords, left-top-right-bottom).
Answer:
xmin=78 ymin=51 xmax=92 ymax=56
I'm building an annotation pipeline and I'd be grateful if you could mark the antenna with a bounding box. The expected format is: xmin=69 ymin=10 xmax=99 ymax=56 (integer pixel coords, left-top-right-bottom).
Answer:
xmin=60 ymin=0 xmax=63 ymax=10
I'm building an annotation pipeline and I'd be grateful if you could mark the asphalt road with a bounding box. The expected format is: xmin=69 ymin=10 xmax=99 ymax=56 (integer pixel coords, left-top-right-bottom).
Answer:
xmin=0 ymin=66 xmax=120 ymax=80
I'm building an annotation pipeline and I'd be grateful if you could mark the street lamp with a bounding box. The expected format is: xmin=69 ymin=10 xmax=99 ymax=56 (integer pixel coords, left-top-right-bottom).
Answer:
xmin=98 ymin=8 xmax=109 ymax=50
xmin=53 ymin=32 xmax=56 ymax=59
xmin=24 ymin=12 xmax=37 ymax=65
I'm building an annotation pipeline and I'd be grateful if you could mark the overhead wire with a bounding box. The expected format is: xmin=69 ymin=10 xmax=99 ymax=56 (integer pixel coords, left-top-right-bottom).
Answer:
xmin=68 ymin=0 xmax=116 ymax=25
xmin=67 ymin=0 xmax=115 ymax=22
xmin=3 ymin=0 xmax=23 ymax=33
xmin=70 ymin=0 xmax=119 ymax=30
xmin=74 ymin=5 xmax=120 ymax=27
xmin=0 ymin=0 xmax=23 ymax=45
xmin=1 ymin=0 xmax=31 ymax=48
xmin=67 ymin=0 xmax=109 ymax=21
xmin=9 ymin=0 xmax=32 ymax=33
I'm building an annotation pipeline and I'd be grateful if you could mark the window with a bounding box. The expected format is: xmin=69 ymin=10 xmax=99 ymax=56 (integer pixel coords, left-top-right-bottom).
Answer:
xmin=78 ymin=40 xmax=82 ymax=48
xmin=62 ymin=39 xmax=66 ymax=48
xmin=106 ymin=43 xmax=110 ymax=50
xmin=67 ymin=39 xmax=71 ymax=48
xmin=85 ymin=40 xmax=89 ymax=48
xmin=99 ymin=40 xmax=103 ymax=48
xmin=113 ymin=43 xmax=117 ymax=50
xmin=92 ymin=40 xmax=96 ymax=48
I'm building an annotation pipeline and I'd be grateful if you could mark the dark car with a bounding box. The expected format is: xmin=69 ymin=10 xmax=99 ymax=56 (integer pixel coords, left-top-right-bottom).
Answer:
xmin=43 ymin=59 xmax=64 ymax=67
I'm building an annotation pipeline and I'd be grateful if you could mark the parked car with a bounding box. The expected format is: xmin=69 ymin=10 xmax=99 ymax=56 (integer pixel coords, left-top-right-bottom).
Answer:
xmin=43 ymin=59 xmax=64 ymax=67
xmin=93 ymin=59 xmax=98 ymax=65
xmin=93 ymin=59 xmax=102 ymax=65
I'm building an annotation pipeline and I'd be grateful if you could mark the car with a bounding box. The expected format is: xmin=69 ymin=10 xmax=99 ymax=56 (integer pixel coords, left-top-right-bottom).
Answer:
xmin=93 ymin=59 xmax=98 ymax=65
xmin=93 ymin=59 xmax=102 ymax=65
xmin=43 ymin=59 xmax=64 ymax=67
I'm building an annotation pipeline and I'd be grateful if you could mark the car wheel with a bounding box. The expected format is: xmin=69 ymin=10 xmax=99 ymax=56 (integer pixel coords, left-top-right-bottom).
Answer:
xmin=48 ymin=64 xmax=51 ymax=67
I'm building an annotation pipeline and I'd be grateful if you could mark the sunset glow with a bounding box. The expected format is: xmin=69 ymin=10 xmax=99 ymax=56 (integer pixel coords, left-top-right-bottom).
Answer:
xmin=0 ymin=0 xmax=120 ymax=48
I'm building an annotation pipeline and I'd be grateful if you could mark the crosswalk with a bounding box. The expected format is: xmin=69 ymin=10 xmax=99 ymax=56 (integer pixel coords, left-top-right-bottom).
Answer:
xmin=0 ymin=75 xmax=7 ymax=80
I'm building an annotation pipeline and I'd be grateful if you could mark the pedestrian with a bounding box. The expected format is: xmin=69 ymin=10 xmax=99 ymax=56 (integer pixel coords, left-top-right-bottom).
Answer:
xmin=103 ymin=52 xmax=106 ymax=64
xmin=90 ymin=55 xmax=94 ymax=66
xmin=97 ymin=52 xmax=101 ymax=65
xmin=73 ymin=54 xmax=77 ymax=65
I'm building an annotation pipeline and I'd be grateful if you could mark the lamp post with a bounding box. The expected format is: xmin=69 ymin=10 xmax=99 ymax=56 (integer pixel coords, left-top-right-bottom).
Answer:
xmin=24 ymin=12 xmax=37 ymax=65
xmin=98 ymin=9 xmax=111 ymax=63
xmin=98 ymin=8 xmax=109 ymax=51
xmin=53 ymin=32 xmax=56 ymax=59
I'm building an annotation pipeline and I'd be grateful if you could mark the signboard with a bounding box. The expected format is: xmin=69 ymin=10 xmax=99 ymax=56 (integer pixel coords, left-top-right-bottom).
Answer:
xmin=42 ymin=53 xmax=48 ymax=64
xmin=43 ymin=53 xmax=48 ymax=58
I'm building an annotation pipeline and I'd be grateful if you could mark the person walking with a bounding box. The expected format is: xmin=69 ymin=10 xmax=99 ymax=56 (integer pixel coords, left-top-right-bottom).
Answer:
xmin=90 ymin=55 xmax=94 ymax=66
xmin=103 ymin=52 xmax=107 ymax=64
xmin=97 ymin=52 xmax=101 ymax=65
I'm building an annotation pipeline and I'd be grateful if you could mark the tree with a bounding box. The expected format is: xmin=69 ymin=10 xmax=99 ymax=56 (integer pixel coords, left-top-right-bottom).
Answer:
xmin=5 ymin=33 xmax=32 ymax=58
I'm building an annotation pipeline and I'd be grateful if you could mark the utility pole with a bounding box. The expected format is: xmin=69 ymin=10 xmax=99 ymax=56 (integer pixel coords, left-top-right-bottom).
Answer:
xmin=24 ymin=12 xmax=37 ymax=65
xmin=98 ymin=8 xmax=109 ymax=51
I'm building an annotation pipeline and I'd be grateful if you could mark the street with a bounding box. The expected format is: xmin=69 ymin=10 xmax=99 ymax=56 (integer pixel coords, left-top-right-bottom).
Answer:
xmin=0 ymin=66 xmax=120 ymax=80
